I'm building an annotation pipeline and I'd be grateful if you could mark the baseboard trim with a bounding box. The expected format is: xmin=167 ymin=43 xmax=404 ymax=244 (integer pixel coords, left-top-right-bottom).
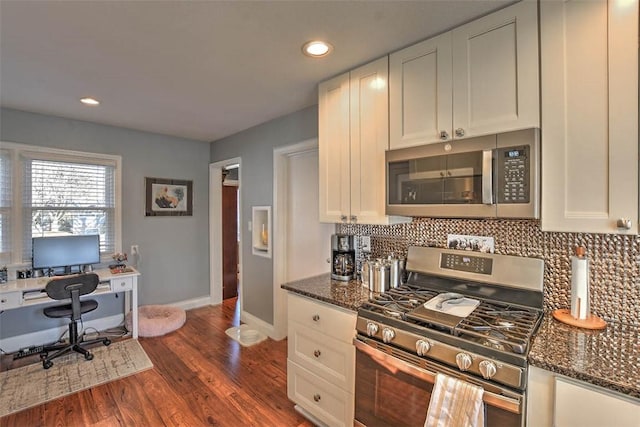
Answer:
xmin=0 ymin=314 xmax=124 ymax=354
xmin=170 ymin=296 xmax=212 ymax=311
xmin=240 ymin=310 xmax=278 ymax=340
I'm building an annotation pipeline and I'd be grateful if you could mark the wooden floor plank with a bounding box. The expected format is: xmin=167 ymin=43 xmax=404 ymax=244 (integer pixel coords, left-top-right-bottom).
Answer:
xmin=0 ymin=298 xmax=313 ymax=427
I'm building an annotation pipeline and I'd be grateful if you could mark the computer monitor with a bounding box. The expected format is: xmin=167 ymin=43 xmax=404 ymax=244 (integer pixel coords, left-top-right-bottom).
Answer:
xmin=32 ymin=234 xmax=100 ymax=274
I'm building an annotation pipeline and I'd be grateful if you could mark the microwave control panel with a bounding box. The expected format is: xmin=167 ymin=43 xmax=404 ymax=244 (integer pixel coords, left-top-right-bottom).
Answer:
xmin=496 ymin=145 xmax=530 ymax=204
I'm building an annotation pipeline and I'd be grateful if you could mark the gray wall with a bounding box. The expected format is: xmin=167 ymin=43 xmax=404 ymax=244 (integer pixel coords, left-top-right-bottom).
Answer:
xmin=210 ymin=105 xmax=318 ymax=325
xmin=1 ymin=108 xmax=210 ymax=337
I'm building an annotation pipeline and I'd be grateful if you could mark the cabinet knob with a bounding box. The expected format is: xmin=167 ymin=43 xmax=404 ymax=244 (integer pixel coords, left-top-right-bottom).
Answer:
xmin=1 ymin=299 xmax=6 ymax=304
xmin=440 ymin=130 xmax=449 ymax=140
xmin=313 ymin=394 xmax=321 ymax=402
xmin=350 ymin=215 xmax=357 ymax=223
xmin=617 ymin=218 xmax=632 ymax=230
xmin=326 ymin=258 xmax=331 ymax=264
xmin=340 ymin=215 xmax=348 ymax=223
xmin=314 ymin=349 xmax=321 ymax=358
xmin=312 ymin=314 xmax=320 ymax=322
xmin=455 ymin=128 xmax=465 ymax=138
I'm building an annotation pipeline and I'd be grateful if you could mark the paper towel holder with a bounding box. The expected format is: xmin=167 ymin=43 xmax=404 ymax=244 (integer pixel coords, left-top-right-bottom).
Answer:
xmin=552 ymin=246 xmax=607 ymax=330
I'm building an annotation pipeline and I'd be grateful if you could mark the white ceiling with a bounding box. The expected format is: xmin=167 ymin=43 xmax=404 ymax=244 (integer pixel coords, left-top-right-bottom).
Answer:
xmin=0 ymin=0 xmax=515 ymax=142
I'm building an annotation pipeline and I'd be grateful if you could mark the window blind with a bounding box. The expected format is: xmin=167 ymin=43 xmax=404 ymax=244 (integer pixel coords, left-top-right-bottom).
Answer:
xmin=0 ymin=149 xmax=11 ymax=264
xmin=21 ymin=157 xmax=115 ymax=262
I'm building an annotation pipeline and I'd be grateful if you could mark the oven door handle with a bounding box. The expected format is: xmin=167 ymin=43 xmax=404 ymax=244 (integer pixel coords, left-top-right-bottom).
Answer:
xmin=353 ymin=338 xmax=522 ymax=414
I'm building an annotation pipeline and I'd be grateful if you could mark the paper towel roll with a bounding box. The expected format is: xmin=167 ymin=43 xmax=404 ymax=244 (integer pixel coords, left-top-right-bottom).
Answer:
xmin=570 ymin=255 xmax=590 ymax=319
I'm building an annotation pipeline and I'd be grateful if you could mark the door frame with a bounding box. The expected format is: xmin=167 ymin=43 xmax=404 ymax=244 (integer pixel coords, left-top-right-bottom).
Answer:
xmin=209 ymin=157 xmax=242 ymax=307
xmin=272 ymin=138 xmax=318 ymax=340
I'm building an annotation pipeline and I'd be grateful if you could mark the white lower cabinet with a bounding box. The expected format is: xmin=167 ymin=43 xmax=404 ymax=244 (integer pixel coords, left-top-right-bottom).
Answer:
xmin=287 ymin=293 xmax=356 ymax=427
xmin=527 ymin=366 xmax=640 ymax=427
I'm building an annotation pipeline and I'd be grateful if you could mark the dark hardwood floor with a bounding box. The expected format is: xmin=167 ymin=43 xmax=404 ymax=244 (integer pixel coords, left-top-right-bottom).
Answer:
xmin=1 ymin=298 xmax=314 ymax=427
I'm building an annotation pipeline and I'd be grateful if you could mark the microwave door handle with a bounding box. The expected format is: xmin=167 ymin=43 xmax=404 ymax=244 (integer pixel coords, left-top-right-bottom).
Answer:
xmin=482 ymin=150 xmax=494 ymax=205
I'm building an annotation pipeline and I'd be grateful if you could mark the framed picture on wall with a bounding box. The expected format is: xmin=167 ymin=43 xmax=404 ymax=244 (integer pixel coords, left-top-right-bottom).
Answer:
xmin=145 ymin=177 xmax=193 ymax=216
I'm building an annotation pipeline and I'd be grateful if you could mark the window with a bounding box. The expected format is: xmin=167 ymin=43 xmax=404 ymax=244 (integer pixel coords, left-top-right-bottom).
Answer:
xmin=0 ymin=142 xmax=121 ymax=266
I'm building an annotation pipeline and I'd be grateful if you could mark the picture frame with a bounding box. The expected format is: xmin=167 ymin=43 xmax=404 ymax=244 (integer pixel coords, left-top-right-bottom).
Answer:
xmin=145 ymin=177 xmax=193 ymax=216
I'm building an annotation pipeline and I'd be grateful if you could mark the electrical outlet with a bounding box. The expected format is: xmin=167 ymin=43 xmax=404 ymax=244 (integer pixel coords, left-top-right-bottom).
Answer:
xmin=361 ymin=236 xmax=372 ymax=252
xmin=131 ymin=245 xmax=139 ymax=255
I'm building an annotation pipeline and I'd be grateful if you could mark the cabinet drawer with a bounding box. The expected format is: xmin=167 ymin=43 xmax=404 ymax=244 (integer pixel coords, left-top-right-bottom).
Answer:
xmin=287 ymin=360 xmax=354 ymax=427
xmin=288 ymin=322 xmax=355 ymax=393
xmin=0 ymin=291 xmax=21 ymax=310
xmin=287 ymin=293 xmax=356 ymax=343
xmin=111 ymin=277 xmax=133 ymax=291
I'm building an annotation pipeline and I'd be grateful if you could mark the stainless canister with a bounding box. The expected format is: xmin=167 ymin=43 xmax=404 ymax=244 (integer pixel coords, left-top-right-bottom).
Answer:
xmin=389 ymin=256 xmax=401 ymax=288
xmin=370 ymin=260 xmax=390 ymax=293
xmin=361 ymin=258 xmax=371 ymax=287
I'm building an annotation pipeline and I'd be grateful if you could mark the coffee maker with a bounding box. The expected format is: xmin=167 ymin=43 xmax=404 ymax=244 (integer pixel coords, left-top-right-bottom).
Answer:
xmin=331 ymin=234 xmax=355 ymax=281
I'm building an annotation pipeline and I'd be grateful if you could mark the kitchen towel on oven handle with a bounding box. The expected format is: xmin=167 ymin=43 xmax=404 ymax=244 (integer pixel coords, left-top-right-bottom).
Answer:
xmin=424 ymin=373 xmax=485 ymax=427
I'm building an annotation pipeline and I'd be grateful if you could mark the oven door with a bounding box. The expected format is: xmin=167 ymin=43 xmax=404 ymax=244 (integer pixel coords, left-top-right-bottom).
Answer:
xmin=353 ymin=337 xmax=525 ymax=427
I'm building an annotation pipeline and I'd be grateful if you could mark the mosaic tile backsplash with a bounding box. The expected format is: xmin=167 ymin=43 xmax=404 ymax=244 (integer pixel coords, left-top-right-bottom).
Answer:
xmin=337 ymin=218 xmax=640 ymax=326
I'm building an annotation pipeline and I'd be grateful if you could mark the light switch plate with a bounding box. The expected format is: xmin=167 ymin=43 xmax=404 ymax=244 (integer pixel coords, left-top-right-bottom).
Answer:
xmin=361 ymin=236 xmax=371 ymax=253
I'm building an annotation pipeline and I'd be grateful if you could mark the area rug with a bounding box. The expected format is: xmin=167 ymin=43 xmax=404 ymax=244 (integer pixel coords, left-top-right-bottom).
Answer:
xmin=0 ymin=339 xmax=153 ymax=417
xmin=225 ymin=324 xmax=267 ymax=347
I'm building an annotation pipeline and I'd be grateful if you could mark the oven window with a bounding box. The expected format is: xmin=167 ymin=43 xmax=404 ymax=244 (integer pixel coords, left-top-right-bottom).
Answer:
xmin=354 ymin=347 xmax=522 ymax=427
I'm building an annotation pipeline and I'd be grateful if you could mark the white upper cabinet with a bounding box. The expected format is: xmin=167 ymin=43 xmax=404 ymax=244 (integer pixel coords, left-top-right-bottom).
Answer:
xmin=540 ymin=0 xmax=639 ymax=234
xmin=452 ymin=0 xmax=539 ymax=139
xmin=389 ymin=0 xmax=539 ymax=149
xmin=319 ymin=57 xmax=409 ymax=225
xmin=389 ymin=32 xmax=453 ymax=148
xmin=318 ymin=72 xmax=350 ymax=224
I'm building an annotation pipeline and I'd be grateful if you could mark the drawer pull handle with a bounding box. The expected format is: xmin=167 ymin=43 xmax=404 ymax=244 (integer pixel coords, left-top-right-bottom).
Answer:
xmin=313 ymin=350 xmax=321 ymax=358
xmin=312 ymin=314 xmax=320 ymax=322
xmin=313 ymin=394 xmax=321 ymax=402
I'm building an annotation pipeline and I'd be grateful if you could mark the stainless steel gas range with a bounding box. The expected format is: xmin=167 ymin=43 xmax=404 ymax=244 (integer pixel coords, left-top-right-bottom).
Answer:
xmin=354 ymin=246 xmax=544 ymax=427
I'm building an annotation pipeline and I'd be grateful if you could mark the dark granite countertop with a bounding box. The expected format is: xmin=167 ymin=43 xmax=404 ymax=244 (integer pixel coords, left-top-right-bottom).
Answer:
xmin=281 ymin=273 xmax=372 ymax=312
xmin=529 ymin=313 xmax=640 ymax=399
xmin=282 ymin=276 xmax=640 ymax=399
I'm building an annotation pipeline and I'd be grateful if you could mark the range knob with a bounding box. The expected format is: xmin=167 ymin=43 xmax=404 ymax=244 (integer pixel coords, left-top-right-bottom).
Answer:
xmin=382 ymin=328 xmax=395 ymax=343
xmin=366 ymin=322 xmax=379 ymax=337
xmin=455 ymin=353 xmax=473 ymax=371
xmin=479 ymin=360 xmax=497 ymax=379
xmin=416 ymin=340 xmax=431 ymax=356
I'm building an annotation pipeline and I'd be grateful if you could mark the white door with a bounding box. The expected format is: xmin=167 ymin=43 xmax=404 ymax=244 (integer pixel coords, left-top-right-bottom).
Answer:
xmin=286 ymin=149 xmax=334 ymax=281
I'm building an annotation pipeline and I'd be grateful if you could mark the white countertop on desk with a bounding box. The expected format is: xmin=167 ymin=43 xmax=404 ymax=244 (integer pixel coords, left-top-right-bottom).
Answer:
xmin=0 ymin=267 xmax=140 ymax=293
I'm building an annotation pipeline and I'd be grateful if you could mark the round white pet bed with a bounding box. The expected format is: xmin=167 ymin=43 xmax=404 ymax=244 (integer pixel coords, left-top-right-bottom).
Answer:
xmin=126 ymin=305 xmax=186 ymax=337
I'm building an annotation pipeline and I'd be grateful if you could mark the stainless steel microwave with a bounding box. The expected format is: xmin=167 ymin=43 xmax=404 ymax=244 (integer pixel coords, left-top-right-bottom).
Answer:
xmin=386 ymin=128 xmax=540 ymax=218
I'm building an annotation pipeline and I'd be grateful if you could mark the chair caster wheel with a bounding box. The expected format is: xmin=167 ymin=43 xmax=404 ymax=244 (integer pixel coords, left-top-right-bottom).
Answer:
xmin=85 ymin=353 xmax=94 ymax=361
xmin=43 ymin=360 xmax=53 ymax=369
xmin=103 ymin=338 xmax=111 ymax=346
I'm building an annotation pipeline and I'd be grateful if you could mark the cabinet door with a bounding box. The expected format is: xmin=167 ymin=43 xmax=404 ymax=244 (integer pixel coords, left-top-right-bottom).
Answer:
xmin=389 ymin=32 xmax=453 ymax=149
xmin=349 ymin=56 xmax=390 ymax=225
xmin=540 ymin=0 xmax=638 ymax=233
xmin=318 ymin=72 xmax=351 ymax=223
xmin=452 ymin=0 xmax=539 ymax=139
xmin=554 ymin=377 xmax=640 ymax=427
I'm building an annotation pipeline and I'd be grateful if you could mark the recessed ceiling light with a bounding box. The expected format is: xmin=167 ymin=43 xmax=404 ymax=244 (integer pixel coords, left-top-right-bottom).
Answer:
xmin=80 ymin=97 xmax=100 ymax=106
xmin=302 ymin=40 xmax=333 ymax=58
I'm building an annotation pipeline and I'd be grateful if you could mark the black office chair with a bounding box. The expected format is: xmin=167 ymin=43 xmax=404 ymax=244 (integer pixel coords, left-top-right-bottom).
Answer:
xmin=40 ymin=273 xmax=111 ymax=369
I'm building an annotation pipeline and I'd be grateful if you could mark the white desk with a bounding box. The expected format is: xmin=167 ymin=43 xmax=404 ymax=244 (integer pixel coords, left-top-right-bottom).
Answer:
xmin=0 ymin=268 xmax=140 ymax=339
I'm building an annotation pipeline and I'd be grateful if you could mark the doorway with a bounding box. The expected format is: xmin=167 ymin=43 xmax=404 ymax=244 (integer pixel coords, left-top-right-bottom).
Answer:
xmin=273 ymin=139 xmax=334 ymax=339
xmin=209 ymin=158 xmax=242 ymax=308
xmin=222 ymin=165 xmax=239 ymax=300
